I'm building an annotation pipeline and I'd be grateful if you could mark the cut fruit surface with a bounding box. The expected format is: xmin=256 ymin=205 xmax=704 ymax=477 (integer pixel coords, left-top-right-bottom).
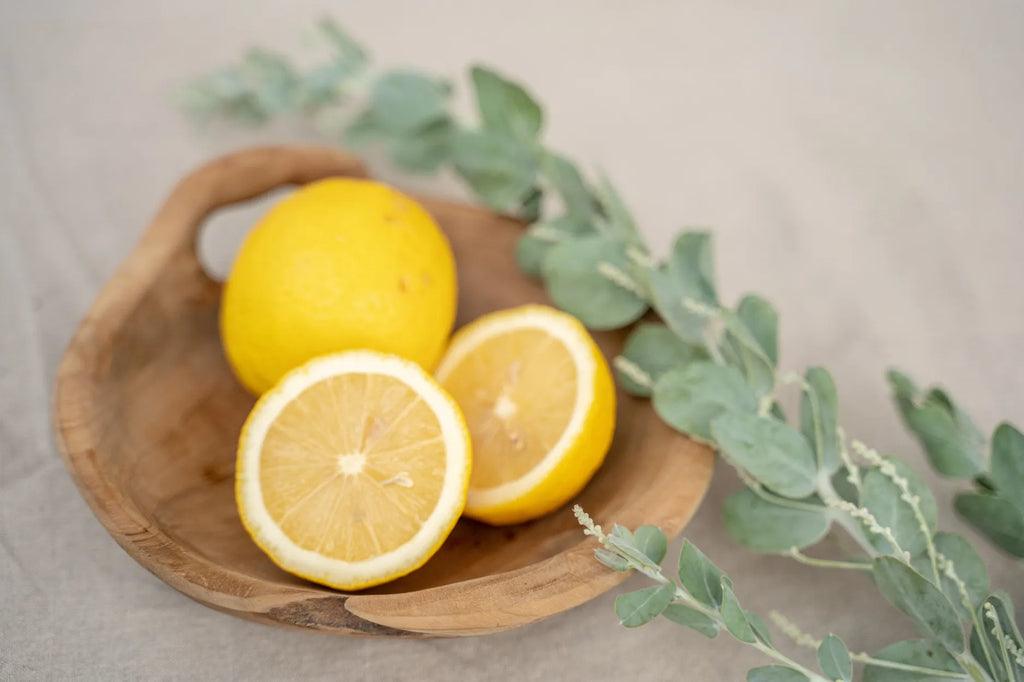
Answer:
xmin=436 ymin=305 xmax=615 ymax=525
xmin=236 ymin=351 xmax=471 ymax=590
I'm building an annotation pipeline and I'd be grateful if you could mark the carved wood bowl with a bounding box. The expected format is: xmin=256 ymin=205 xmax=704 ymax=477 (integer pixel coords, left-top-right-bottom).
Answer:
xmin=53 ymin=146 xmax=714 ymax=637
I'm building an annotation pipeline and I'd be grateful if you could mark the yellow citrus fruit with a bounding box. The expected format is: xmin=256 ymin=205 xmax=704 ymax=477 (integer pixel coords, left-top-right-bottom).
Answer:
xmin=235 ymin=351 xmax=471 ymax=590
xmin=435 ymin=304 xmax=615 ymax=525
xmin=221 ymin=178 xmax=457 ymax=395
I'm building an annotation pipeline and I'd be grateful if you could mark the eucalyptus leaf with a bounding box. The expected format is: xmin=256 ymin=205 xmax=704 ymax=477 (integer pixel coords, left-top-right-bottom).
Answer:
xmin=594 ymin=548 xmax=630 ymax=572
xmin=515 ymin=214 xmax=592 ymax=277
xmin=746 ymin=666 xmax=809 ymax=682
xmin=591 ymin=174 xmax=639 ymax=241
xmin=317 ymin=18 xmax=368 ymax=65
xmin=911 ymin=532 xmax=989 ymax=620
xmin=723 ymin=488 xmax=830 ymax=552
xmin=662 ymin=603 xmax=718 ymax=638
xmin=863 ymin=640 xmax=964 ymax=681
xmin=451 ymin=129 xmax=539 ymax=213
xmin=720 ymin=582 xmax=756 ymax=643
xmin=541 ymin=153 xmax=593 ymax=218
xmin=736 ymin=294 xmax=779 ymax=366
xmin=634 ymin=525 xmax=668 ymax=564
xmin=871 ymin=556 xmax=964 ymax=653
xmin=818 ymin=634 xmax=853 ymax=682
xmin=888 ymin=370 xmax=985 ymax=478
xmin=610 ymin=523 xmax=634 ymax=544
xmin=711 ymin=413 xmax=819 ymax=499
xmin=614 ymin=583 xmax=675 ymax=628
xmin=719 ymin=310 xmax=776 ymax=397
xmin=541 ymin=234 xmax=648 ymax=330
xmin=470 ymin=65 xmax=543 ymax=140
xmin=954 ymin=492 xmax=1024 ymax=558
xmin=970 ymin=592 xmax=1024 ymax=682
xmin=647 ymin=232 xmax=718 ymax=344
xmin=370 ymin=70 xmax=448 ymax=134
xmin=388 ymin=118 xmax=454 ymax=172
xmin=800 ymin=367 xmax=840 ymax=474
xmin=616 ymin=323 xmax=707 ymax=397
xmin=991 ymin=422 xmax=1024 ymax=513
xmin=746 ymin=610 xmax=773 ymax=646
xmin=652 ymin=362 xmax=758 ymax=441
xmin=677 ymin=540 xmax=728 ymax=609
xmin=860 ymin=460 xmax=937 ymax=557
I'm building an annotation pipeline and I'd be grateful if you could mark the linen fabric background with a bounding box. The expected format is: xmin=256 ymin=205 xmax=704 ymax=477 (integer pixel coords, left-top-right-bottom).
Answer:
xmin=2 ymin=1 xmax=1022 ymax=679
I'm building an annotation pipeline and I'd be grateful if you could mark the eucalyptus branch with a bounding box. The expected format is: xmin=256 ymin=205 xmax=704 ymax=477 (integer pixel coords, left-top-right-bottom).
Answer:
xmin=184 ymin=21 xmax=1022 ymax=681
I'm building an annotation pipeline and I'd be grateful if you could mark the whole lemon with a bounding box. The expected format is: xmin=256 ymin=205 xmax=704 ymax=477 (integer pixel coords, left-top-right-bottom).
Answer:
xmin=220 ymin=178 xmax=457 ymax=394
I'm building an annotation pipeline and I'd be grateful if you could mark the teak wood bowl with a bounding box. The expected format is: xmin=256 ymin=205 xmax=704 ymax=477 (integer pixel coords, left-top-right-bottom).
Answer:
xmin=54 ymin=146 xmax=715 ymax=637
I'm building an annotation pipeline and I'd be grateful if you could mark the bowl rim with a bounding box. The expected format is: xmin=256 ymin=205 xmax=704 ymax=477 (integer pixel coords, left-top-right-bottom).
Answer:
xmin=52 ymin=145 xmax=715 ymax=637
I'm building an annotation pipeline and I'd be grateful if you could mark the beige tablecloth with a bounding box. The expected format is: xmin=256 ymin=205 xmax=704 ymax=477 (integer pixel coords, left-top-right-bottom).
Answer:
xmin=2 ymin=2 xmax=1022 ymax=680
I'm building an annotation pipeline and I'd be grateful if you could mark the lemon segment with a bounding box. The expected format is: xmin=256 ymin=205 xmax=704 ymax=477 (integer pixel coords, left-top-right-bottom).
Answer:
xmin=221 ymin=178 xmax=457 ymax=395
xmin=236 ymin=351 xmax=471 ymax=590
xmin=436 ymin=305 xmax=615 ymax=525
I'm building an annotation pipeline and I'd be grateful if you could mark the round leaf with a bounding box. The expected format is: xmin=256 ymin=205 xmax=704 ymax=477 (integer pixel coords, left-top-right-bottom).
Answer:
xmin=818 ymin=634 xmax=853 ymax=682
xmin=515 ymin=214 xmax=592 ymax=277
xmin=677 ymin=540 xmax=727 ymax=609
xmin=864 ymin=640 xmax=963 ymax=681
xmin=370 ymin=71 xmax=448 ymax=133
xmin=711 ymin=413 xmax=819 ymax=499
xmin=799 ymin=367 xmax=840 ymax=474
xmin=871 ymin=557 xmax=964 ymax=653
xmin=662 ymin=603 xmax=718 ymax=638
xmin=542 ymin=235 xmax=647 ymax=330
xmin=860 ymin=460 xmax=938 ymax=557
xmin=451 ymin=129 xmax=539 ymax=213
xmin=991 ymin=422 xmax=1024 ymax=513
xmin=470 ymin=65 xmax=542 ymax=140
xmin=954 ymin=492 xmax=1024 ymax=558
xmin=616 ymin=322 xmax=706 ymax=397
xmin=633 ymin=525 xmax=668 ymax=564
xmin=723 ymin=488 xmax=830 ymax=553
xmin=614 ymin=584 xmax=675 ymax=628
xmin=652 ymin=362 xmax=758 ymax=441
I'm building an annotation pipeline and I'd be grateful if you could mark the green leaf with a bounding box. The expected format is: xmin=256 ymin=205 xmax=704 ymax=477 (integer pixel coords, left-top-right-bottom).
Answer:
xmin=591 ymin=174 xmax=639 ymax=241
xmin=954 ymin=492 xmax=1024 ymax=558
xmin=746 ymin=610 xmax=773 ymax=646
xmin=451 ymin=129 xmax=540 ymax=214
xmin=594 ymin=548 xmax=629 ymax=572
xmin=970 ymin=592 xmax=1024 ymax=682
xmin=860 ymin=460 xmax=937 ymax=557
xmin=616 ymin=323 xmax=706 ymax=397
xmin=736 ymin=294 xmax=779 ymax=366
xmin=711 ymin=413 xmax=819 ymax=499
xmin=389 ymin=118 xmax=454 ymax=172
xmin=912 ymin=532 xmax=989 ymax=621
xmin=863 ymin=640 xmax=964 ymax=681
xmin=719 ymin=311 xmax=776 ymax=397
xmin=541 ymin=235 xmax=647 ymax=330
xmin=991 ymin=422 xmax=1024 ymax=514
xmin=723 ymin=488 xmax=830 ymax=552
xmin=515 ymin=214 xmax=592 ymax=277
xmin=662 ymin=603 xmax=718 ymax=638
xmin=677 ymin=540 xmax=728 ymax=609
xmin=370 ymin=70 xmax=448 ymax=134
xmin=633 ymin=525 xmax=668 ymax=564
xmin=720 ymin=582 xmax=756 ymax=643
xmin=888 ymin=370 xmax=985 ymax=478
xmin=317 ymin=18 xmax=368 ymax=66
xmin=647 ymin=232 xmax=718 ymax=344
xmin=818 ymin=634 xmax=853 ymax=682
xmin=747 ymin=666 xmax=809 ymax=682
xmin=541 ymin=153 xmax=593 ymax=218
xmin=470 ymin=65 xmax=543 ymax=140
xmin=652 ymin=362 xmax=758 ymax=441
xmin=800 ymin=367 xmax=840 ymax=474
xmin=614 ymin=584 xmax=675 ymax=627
xmin=871 ymin=556 xmax=964 ymax=653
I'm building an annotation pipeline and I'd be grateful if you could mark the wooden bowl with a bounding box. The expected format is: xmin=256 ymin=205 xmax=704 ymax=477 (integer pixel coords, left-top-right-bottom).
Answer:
xmin=54 ymin=146 xmax=714 ymax=637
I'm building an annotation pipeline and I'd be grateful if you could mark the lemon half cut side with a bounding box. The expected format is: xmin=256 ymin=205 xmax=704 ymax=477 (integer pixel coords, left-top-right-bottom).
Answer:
xmin=436 ymin=305 xmax=615 ymax=526
xmin=236 ymin=351 xmax=471 ymax=590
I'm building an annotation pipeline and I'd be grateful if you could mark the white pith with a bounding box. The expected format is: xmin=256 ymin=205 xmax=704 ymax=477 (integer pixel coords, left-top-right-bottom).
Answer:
xmin=435 ymin=307 xmax=595 ymax=511
xmin=238 ymin=351 xmax=469 ymax=588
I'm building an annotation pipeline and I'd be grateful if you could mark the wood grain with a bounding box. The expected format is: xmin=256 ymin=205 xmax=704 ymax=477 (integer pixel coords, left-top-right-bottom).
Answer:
xmin=53 ymin=146 xmax=715 ymax=637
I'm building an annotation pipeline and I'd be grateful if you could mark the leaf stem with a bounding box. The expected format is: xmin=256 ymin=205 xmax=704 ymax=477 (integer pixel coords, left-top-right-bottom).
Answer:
xmin=849 ymin=653 xmax=970 ymax=679
xmin=786 ymin=547 xmax=872 ymax=571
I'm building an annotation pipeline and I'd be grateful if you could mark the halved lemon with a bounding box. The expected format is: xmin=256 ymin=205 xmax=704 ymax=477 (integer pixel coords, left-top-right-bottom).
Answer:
xmin=436 ymin=305 xmax=615 ymax=525
xmin=235 ymin=351 xmax=471 ymax=590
